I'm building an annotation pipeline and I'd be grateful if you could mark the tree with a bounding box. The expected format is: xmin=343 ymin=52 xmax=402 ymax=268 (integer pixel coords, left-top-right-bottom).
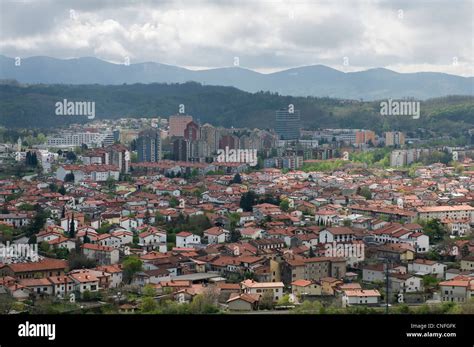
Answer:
xmin=64 ymin=172 xmax=75 ymax=183
xmin=67 ymin=250 xmax=96 ymax=270
xmin=143 ymin=210 xmax=151 ymax=225
xmin=106 ymin=176 xmax=115 ymax=190
xmin=25 ymin=205 xmax=49 ymax=236
xmin=69 ymin=214 xmax=76 ymax=238
xmin=83 ymin=230 xmax=90 ymax=244
xmin=277 ymin=294 xmax=291 ymax=306
xmin=189 ymin=288 xmax=219 ymax=314
xmin=169 ymin=196 xmax=179 ymax=208
xmin=308 ymin=246 xmax=316 ymax=258
xmin=66 ymin=151 xmax=77 ymax=162
xmin=229 ymin=228 xmax=241 ymax=243
xmin=142 ymin=284 xmax=157 ymax=297
xmin=49 ymin=183 xmax=58 ymax=192
xmin=359 ymin=186 xmax=372 ymax=200
xmin=122 ymin=256 xmax=143 ymax=284
xmin=140 ymin=297 xmax=158 ymax=313
xmin=240 ymin=191 xmax=258 ymax=212
xmin=423 ymin=219 xmax=446 ymax=244
xmin=229 ymin=173 xmax=242 ymax=185
xmin=0 ymin=294 xmax=15 ymax=314
xmin=279 ymin=199 xmax=290 ymax=212
xmin=58 ymin=185 xmax=66 ymax=195
xmin=259 ymin=291 xmax=274 ymax=310
xmin=461 ymin=244 xmax=470 ymax=258
xmin=39 ymin=241 xmax=50 ymax=253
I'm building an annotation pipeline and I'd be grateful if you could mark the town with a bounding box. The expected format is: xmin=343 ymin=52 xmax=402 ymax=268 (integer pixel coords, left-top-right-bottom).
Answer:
xmin=0 ymin=112 xmax=473 ymax=315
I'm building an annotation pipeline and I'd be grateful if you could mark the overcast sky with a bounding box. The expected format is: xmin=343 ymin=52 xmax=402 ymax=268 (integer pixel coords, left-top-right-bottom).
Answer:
xmin=0 ymin=0 xmax=473 ymax=76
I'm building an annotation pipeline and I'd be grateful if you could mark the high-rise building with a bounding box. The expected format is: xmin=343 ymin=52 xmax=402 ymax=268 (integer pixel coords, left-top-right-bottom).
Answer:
xmin=169 ymin=114 xmax=193 ymax=137
xmin=172 ymin=137 xmax=189 ymax=162
xmin=219 ymin=134 xmax=238 ymax=149
xmin=275 ymin=109 xmax=300 ymax=140
xmin=184 ymin=121 xmax=200 ymax=141
xmin=106 ymin=144 xmax=130 ymax=173
xmin=137 ymin=129 xmax=161 ymax=162
xmin=200 ymin=124 xmax=218 ymax=152
xmin=385 ymin=131 xmax=405 ymax=147
xmin=355 ymin=130 xmax=376 ymax=146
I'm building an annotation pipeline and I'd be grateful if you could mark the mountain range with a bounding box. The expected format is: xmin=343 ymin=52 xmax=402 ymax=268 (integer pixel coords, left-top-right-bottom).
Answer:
xmin=0 ymin=55 xmax=472 ymax=100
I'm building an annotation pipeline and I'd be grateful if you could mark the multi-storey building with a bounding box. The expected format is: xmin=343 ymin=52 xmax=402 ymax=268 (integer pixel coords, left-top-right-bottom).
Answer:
xmin=137 ymin=129 xmax=161 ymax=162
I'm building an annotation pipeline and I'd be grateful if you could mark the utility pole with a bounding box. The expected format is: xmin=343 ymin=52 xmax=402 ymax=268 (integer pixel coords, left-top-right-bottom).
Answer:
xmin=385 ymin=258 xmax=390 ymax=314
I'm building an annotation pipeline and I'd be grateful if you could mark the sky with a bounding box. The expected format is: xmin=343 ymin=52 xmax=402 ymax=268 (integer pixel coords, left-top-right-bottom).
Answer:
xmin=0 ymin=0 xmax=473 ymax=76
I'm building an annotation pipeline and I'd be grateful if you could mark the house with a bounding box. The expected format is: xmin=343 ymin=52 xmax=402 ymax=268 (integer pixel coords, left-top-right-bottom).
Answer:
xmin=375 ymin=244 xmax=415 ymax=262
xmin=47 ymin=236 xmax=76 ymax=251
xmin=291 ymin=279 xmax=322 ymax=297
xmin=56 ymin=164 xmax=120 ymax=183
xmin=138 ymin=228 xmax=167 ymax=252
xmin=97 ymin=234 xmax=122 ymax=249
xmin=408 ymin=259 xmax=446 ymax=278
xmin=389 ymin=274 xmax=423 ymax=293
xmin=48 ymin=275 xmax=75 ymax=297
xmin=81 ymin=243 xmax=120 ymax=265
xmin=321 ymin=277 xmax=343 ymax=295
xmin=252 ymin=203 xmax=282 ymax=221
xmin=417 ymin=205 xmax=474 ymax=224
xmin=281 ymin=256 xmax=346 ymax=286
xmin=241 ymin=279 xmax=284 ymax=302
xmin=319 ymin=227 xmax=355 ymax=244
xmin=203 ymin=227 xmax=229 ymax=244
xmin=69 ymin=269 xmax=100 ymax=295
xmin=460 ymin=256 xmax=474 ymax=272
xmin=362 ymin=263 xmax=406 ymax=283
xmin=239 ymin=227 xmax=264 ymax=240
xmin=227 ymin=293 xmax=260 ymax=311
xmin=110 ymin=230 xmax=133 ymax=246
xmin=176 ymin=232 xmax=201 ymax=248
xmin=0 ymin=258 xmax=68 ymax=279
xmin=95 ymin=264 xmax=123 ymax=288
xmin=0 ymin=213 xmax=30 ymax=228
xmin=439 ymin=276 xmax=474 ymax=303
xmin=18 ymin=278 xmax=54 ymax=296
xmin=342 ymin=289 xmax=381 ymax=307
xmin=5 ymin=283 xmax=30 ymax=301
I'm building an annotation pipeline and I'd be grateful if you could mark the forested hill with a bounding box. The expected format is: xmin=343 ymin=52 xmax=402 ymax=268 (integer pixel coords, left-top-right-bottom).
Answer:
xmin=0 ymin=81 xmax=473 ymax=137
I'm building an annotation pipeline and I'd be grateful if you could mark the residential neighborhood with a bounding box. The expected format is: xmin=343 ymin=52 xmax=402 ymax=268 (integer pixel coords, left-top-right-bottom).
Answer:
xmin=1 ymin=123 xmax=474 ymax=315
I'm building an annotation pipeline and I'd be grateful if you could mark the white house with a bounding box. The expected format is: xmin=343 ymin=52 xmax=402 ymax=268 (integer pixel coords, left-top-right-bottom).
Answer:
xmin=319 ymin=227 xmax=355 ymax=244
xmin=239 ymin=227 xmax=264 ymax=240
xmin=241 ymin=279 xmax=284 ymax=302
xmin=138 ymin=228 xmax=167 ymax=252
xmin=408 ymin=259 xmax=446 ymax=278
xmin=175 ymin=232 xmax=201 ymax=248
xmin=69 ymin=270 xmax=99 ymax=294
xmin=96 ymin=265 xmax=123 ymax=288
xmin=342 ymin=289 xmax=381 ymax=307
xmin=204 ymin=227 xmax=229 ymax=244
xmin=389 ymin=274 xmax=423 ymax=293
xmin=48 ymin=275 xmax=75 ymax=297
xmin=110 ymin=230 xmax=133 ymax=246
xmin=82 ymin=243 xmax=120 ymax=265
